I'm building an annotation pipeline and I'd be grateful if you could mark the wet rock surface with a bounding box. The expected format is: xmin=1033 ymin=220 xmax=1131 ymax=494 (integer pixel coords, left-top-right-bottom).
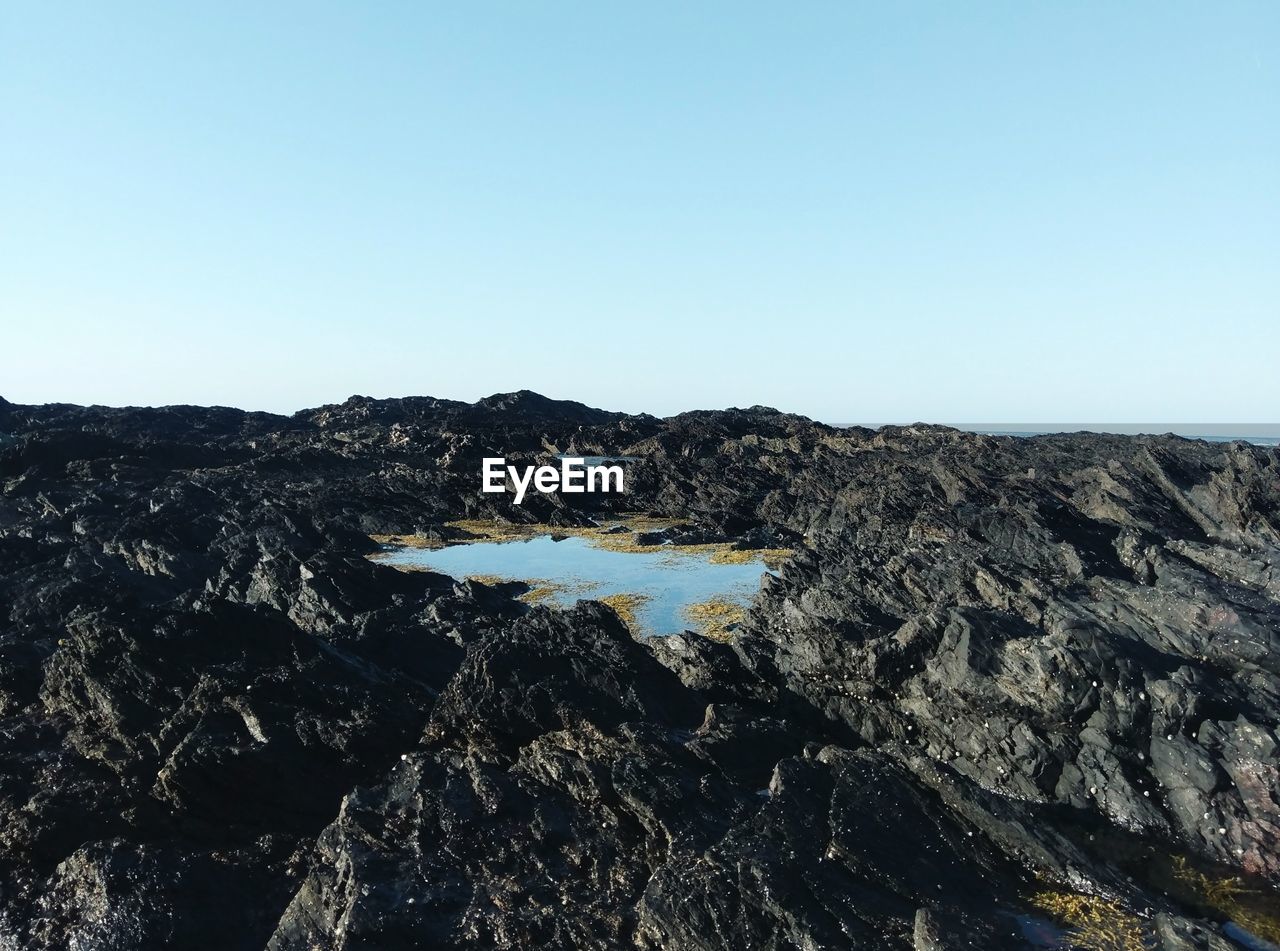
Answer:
xmin=0 ymin=392 xmax=1277 ymax=949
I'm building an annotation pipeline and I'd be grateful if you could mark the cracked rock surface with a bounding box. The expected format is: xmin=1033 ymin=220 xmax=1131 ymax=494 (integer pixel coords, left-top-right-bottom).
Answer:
xmin=0 ymin=391 xmax=1277 ymax=949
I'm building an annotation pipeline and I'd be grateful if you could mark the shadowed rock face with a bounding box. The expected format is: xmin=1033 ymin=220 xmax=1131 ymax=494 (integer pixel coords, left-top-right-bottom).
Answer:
xmin=0 ymin=393 xmax=1277 ymax=949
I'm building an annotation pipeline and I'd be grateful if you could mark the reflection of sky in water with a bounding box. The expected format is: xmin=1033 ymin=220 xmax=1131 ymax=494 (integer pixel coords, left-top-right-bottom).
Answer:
xmin=1223 ymin=921 xmax=1280 ymax=951
xmin=1015 ymin=914 xmax=1066 ymax=948
xmin=378 ymin=534 xmax=772 ymax=636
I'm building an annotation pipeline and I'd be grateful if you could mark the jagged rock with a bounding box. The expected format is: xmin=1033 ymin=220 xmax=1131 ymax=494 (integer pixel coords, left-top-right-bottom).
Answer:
xmin=0 ymin=392 xmax=1275 ymax=947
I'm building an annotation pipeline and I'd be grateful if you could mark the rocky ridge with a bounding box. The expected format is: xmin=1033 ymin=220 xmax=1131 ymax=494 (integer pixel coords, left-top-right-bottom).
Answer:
xmin=0 ymin=392 xmax=1276 ymax=949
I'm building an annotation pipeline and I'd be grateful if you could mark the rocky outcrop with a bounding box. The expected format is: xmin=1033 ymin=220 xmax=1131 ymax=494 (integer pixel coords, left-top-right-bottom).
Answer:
xmin=0 ymin=393 xmax=1276 ymax=948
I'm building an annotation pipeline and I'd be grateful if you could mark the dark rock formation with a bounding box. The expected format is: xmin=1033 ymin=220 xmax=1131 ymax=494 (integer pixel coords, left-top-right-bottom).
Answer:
xmin=0 ymin=393 xmax=1276 ymax=948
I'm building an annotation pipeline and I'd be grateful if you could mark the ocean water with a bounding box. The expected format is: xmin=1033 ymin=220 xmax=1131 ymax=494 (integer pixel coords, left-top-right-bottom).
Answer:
xmin=957 ymin=425 xmax=1280 ymax=446
xmin=972 ymin=429 xmax=1280 ymax=446
xmin=377 ymin=534 xmax=773 ymax=636
xmin=836 ymin=424 xmax=1280 ymax=446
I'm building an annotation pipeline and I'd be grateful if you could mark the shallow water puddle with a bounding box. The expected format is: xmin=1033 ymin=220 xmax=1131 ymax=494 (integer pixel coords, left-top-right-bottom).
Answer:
xmin=375 ymin=531 xmax=775 ymax=637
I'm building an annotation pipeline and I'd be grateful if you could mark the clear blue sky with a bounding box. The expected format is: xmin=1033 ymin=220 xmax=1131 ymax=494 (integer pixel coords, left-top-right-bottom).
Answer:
xmin=2 ymin=2 xmax=1276 ymax=421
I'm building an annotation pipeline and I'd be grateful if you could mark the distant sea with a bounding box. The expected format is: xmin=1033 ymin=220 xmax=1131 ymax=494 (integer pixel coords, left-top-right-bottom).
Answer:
xmin=847 ymin=424 xmax=1280 ymax=447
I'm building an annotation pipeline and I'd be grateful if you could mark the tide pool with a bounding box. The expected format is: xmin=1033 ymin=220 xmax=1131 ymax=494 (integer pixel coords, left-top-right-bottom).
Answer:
xmin=376 ymin=532 xmax=774 ymax=637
